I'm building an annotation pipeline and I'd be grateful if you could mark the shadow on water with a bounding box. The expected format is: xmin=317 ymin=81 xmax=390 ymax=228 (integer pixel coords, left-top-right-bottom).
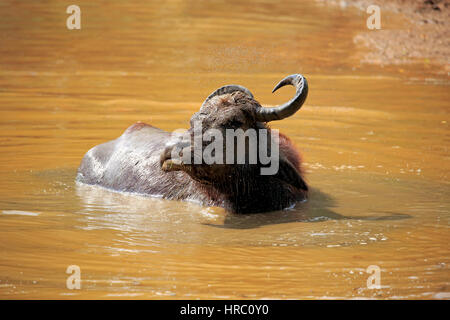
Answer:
xmin=208 ymin=188 xmax=411 ymax=230
xmin=22 ymin=169 xmax=411 ymax=233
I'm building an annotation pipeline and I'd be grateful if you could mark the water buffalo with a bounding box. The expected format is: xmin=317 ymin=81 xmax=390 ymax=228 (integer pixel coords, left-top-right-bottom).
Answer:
xmin=76 ymin=74 xmax=308 ymax=213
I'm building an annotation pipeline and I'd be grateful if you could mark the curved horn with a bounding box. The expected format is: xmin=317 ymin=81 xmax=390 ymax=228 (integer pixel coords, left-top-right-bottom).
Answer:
xmin=201 ymin=85 xmax=254 ymax=108
xmin=255 ymin=74 xmax=308 ymax=122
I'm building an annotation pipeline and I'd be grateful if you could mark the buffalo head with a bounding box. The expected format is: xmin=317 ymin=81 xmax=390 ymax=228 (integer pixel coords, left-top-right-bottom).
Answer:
xmin=160 ymin=74 xmax=308 ymax=212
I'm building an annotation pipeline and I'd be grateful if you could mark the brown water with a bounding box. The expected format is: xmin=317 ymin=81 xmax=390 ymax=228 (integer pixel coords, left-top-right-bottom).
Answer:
xmin=0 ymin=0 xmax=449 ymax=299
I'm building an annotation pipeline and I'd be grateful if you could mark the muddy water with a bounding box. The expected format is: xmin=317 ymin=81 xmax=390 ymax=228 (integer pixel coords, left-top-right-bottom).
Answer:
xmin=0 ymin=0 xmax=449 ymax=299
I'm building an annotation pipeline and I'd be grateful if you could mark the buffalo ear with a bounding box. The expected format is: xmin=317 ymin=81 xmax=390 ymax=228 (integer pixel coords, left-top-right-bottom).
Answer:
xmin=274 ymin=157 xmax=308 ymax=191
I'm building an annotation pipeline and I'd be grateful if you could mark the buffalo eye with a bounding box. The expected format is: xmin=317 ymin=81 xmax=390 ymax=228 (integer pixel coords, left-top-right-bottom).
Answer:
xmin=226 ymin=119 xmax=243 ymax=128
